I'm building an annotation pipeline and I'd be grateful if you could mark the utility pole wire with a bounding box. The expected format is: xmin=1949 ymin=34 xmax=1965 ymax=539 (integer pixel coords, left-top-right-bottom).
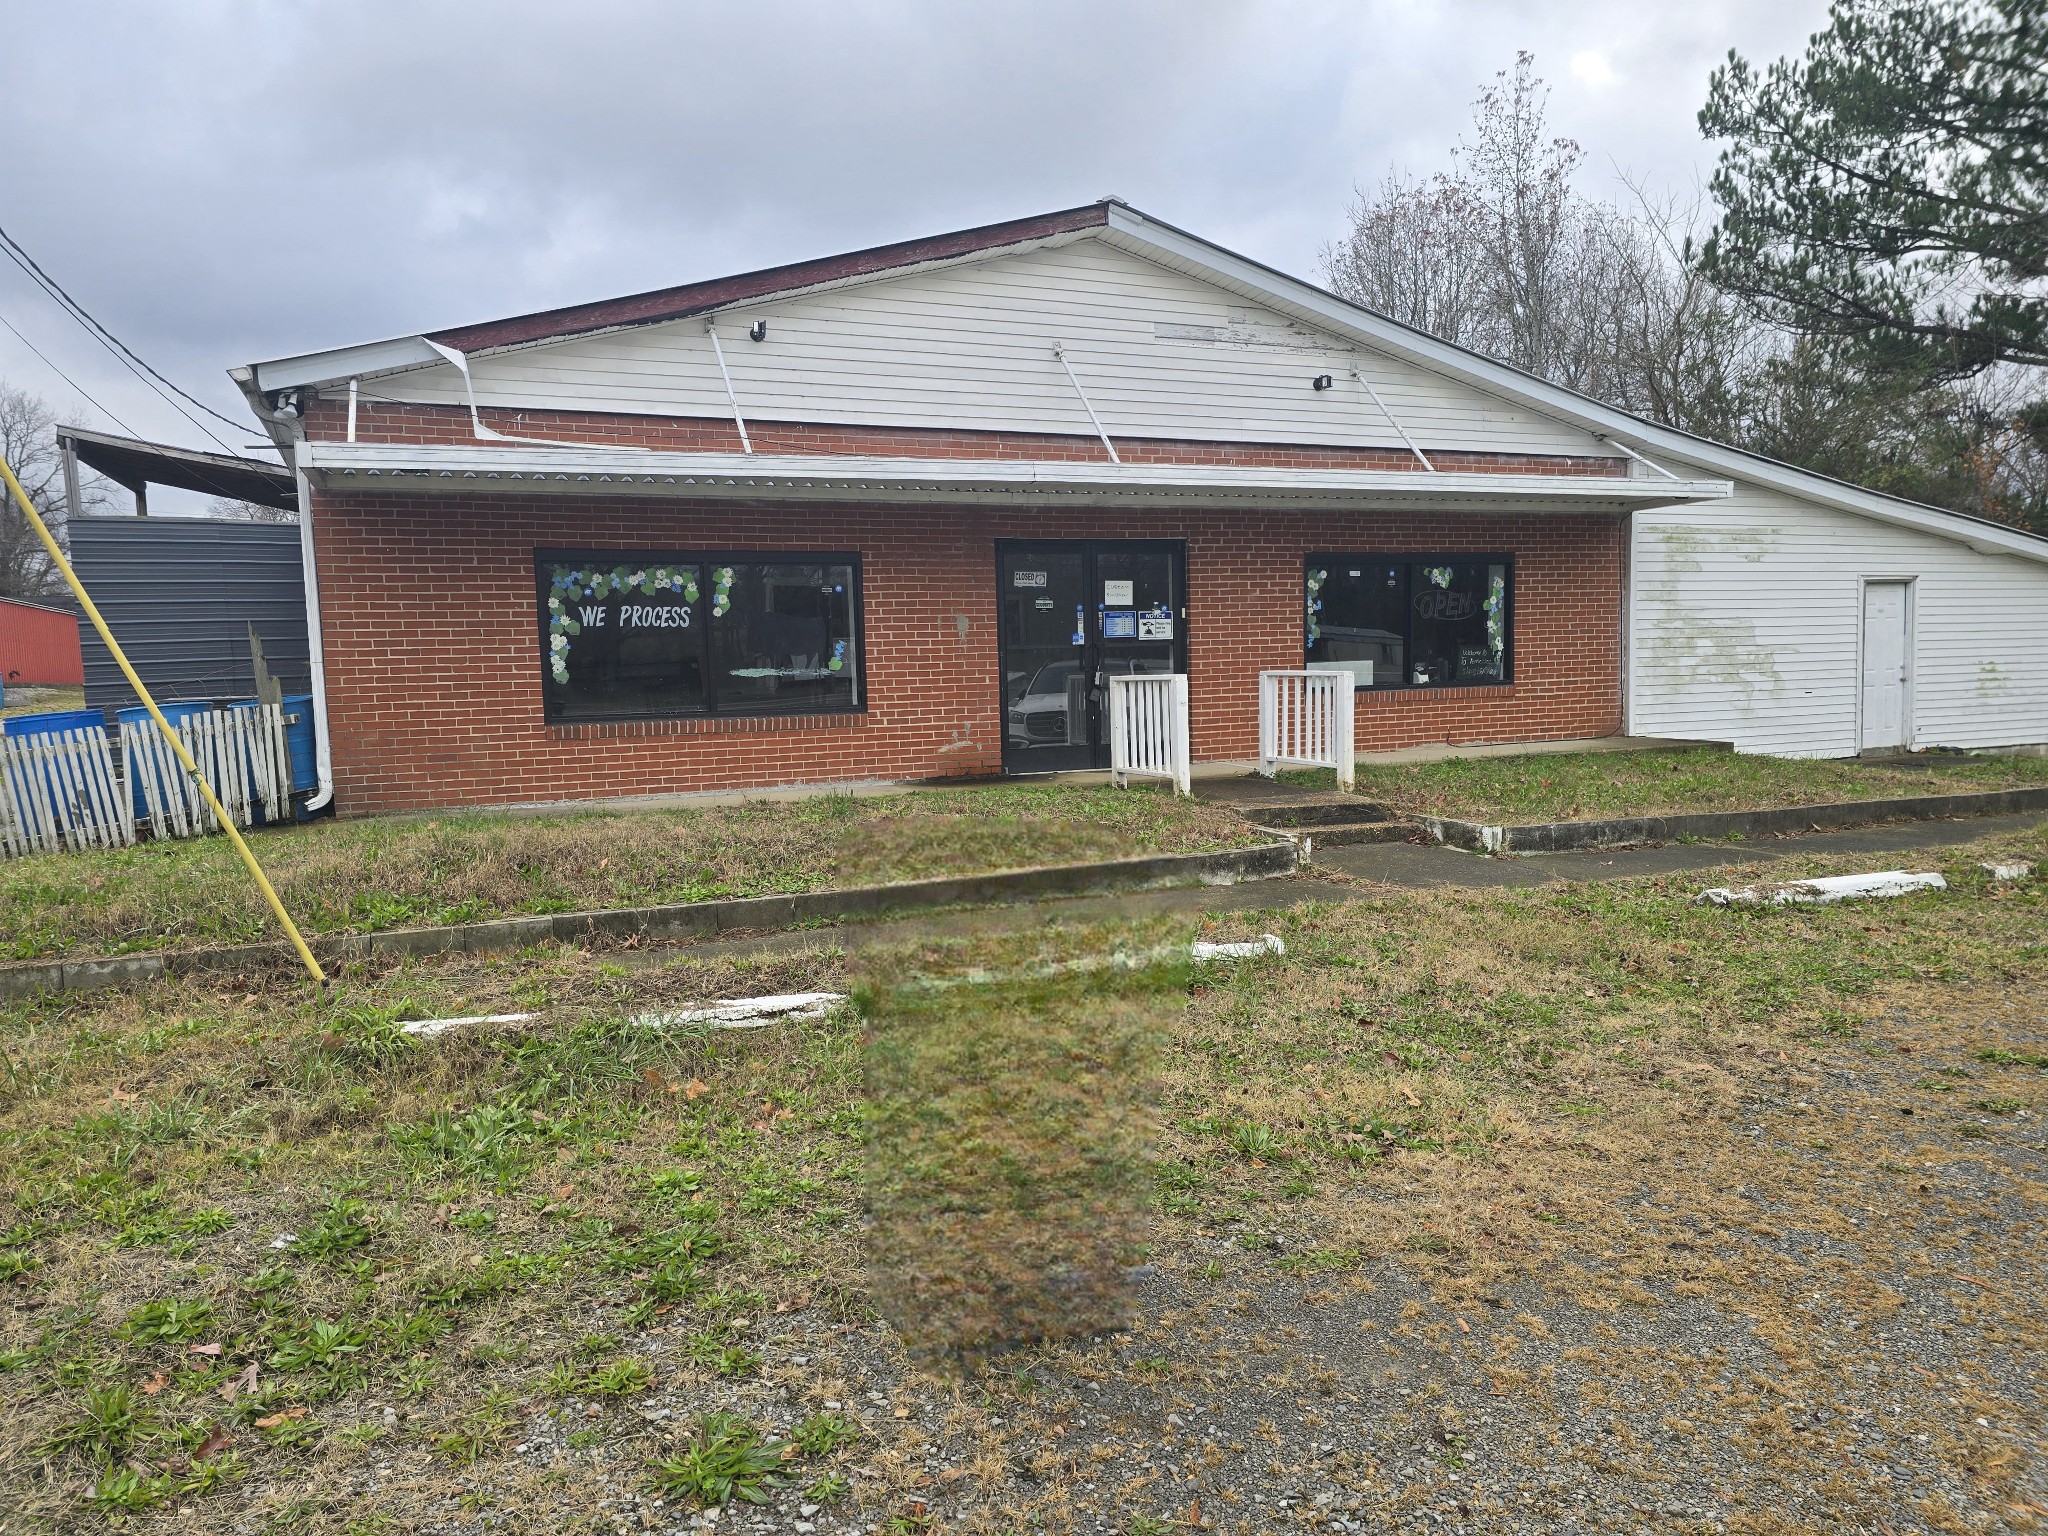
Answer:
xmin=0 ymin=222 xmax=268 ymax=454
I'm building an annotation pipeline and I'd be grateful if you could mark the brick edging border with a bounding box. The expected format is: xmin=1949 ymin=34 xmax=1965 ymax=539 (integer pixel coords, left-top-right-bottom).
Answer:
xmin=1415 ymin=786 xmax=2048 ymax=855
xmin=0 ymin=841 xmax=1299 ymax=1001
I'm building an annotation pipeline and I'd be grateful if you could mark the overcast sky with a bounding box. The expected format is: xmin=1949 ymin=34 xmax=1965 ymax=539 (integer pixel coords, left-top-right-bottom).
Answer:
xmin=0 ymin=0 xmax=1833 ymax=505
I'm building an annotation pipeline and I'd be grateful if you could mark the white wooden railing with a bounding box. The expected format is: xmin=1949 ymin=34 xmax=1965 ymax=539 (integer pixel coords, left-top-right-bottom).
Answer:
xmin=1108 ymin=673 xmax=1191 ymax=796
xmin=0 ymin=703 xmax=294 ymax=858
xmin=1258 ymin=670 xmax=1356 ymax=791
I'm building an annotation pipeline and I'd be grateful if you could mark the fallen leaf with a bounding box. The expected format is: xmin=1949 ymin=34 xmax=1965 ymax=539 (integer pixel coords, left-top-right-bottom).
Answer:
xmin=554 ymin=1184 xmax=575 ymax=1199
xmin=253 ymin=1406 xmax=308 ymax=1429
xmin=435 ymin=1203 xmax=456 ymax=1228
xmin=187 ymin=1342 xmax=222 ymax=1357
xmin=139 ymin=1372 xmax=168 ymax=1396
xmin=109 ymin=1086 xmax=139 ymax=1103
xmin=683 ymin=1079 xmax=711 ymax=1101
xmin=1455 ymin=1315 xmax=1470 ymax=1334
xmin=1400 ymin=1085 xmax=1421 ymax=1108
xmin=893 ymin=1407 xmax=911 ymax=1419
xmin=194 ymin=1422 xmax=233 ymax=1461
xmin=220 ymin=1362 xmax=259 ymax=1401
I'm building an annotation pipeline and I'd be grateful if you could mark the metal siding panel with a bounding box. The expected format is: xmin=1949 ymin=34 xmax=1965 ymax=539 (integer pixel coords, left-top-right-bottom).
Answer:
xmin=1630 ymin=477 xmax=2048 ymax=755
xmin=67 ymin=517 xmax=310 ymax=711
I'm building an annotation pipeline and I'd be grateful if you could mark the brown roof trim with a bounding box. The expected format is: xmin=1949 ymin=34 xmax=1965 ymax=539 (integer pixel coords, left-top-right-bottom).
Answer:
xmin=428 ymin=203 xmax=1113 ymax=356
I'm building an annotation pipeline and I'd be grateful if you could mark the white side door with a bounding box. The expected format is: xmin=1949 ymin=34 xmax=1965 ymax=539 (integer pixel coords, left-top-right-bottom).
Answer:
xmin=1860 ymin=580 xmax=1911 ymax=751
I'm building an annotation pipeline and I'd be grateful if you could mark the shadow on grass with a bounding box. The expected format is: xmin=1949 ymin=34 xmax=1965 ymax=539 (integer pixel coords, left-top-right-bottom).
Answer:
xmin=856 ymin=956 xmax=1185 ymax=1368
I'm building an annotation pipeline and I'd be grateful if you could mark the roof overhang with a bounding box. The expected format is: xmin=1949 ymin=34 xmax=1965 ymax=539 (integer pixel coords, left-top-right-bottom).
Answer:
xmin=295 ymin=441 xmax=1731 ymax=513
xmin=56 ymin=424 xmax=297 ymax=511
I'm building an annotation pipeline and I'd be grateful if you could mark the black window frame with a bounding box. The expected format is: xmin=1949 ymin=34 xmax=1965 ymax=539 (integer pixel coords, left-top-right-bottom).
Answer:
xmin=1303 ymin=552 xmax=1516 ymax=690
xmin=535 ymin=547 xmax=866 ymax=723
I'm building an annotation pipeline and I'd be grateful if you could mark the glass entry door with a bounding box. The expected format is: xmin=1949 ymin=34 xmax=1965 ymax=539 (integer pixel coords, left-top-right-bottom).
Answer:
xmin=998 ymin=540 xmax=1186 ymax=773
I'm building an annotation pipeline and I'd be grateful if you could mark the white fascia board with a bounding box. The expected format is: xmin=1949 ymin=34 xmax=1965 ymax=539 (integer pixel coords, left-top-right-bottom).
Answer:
xmin=297 ymin=440 xmax=1730 ymax=512
xmin=1100 ymin=205 xmax=2048 ymax=568
xmin=253 ymin=335 xmax=448 ymax=394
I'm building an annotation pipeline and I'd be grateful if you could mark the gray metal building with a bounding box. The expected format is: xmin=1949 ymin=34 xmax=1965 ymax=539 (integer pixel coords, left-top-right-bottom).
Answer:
xmin=68 ymin=516 xmax=310 ymax=710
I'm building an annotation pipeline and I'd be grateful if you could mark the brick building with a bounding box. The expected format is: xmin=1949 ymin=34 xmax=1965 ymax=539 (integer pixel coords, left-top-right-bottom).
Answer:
xmin=232 ymin=201 xmax=2048 ymax=815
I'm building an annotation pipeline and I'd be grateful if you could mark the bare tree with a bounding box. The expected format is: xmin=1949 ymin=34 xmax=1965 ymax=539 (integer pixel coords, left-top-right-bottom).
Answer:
xmin=206 ymin=495 xmax=297 ymax=524
xmin=0 ymin=384 xmax=111 ymax=600
xmin=1322 ymin=54 xmax=1767 ymax=436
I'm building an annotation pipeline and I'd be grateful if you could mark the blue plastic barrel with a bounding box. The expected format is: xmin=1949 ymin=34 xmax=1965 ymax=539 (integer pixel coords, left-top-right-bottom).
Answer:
xmin=116 ymin=702 xmax=215 ymax=822
xmin=2 ymin=707 xmax=107 ymax=737
xmin=281 ymin=694 xmax=317 ymax=794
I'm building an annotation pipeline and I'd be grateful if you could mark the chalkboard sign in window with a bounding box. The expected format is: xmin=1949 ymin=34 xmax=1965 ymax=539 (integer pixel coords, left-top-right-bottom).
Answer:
xmin=537 ymin=551 xmax=862 ymax=722
xmin=1304 ymin=554 xmax=1511 ymax=689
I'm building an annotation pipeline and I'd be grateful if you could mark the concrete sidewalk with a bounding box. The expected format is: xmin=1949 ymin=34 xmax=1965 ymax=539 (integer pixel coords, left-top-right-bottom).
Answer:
xmin=628 ymin=809 xmax=2047 ymax=966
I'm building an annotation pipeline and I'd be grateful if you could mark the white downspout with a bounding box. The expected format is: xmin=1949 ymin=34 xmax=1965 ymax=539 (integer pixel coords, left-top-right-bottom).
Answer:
xmin=294 ymin=449 xmax=335 ymax=813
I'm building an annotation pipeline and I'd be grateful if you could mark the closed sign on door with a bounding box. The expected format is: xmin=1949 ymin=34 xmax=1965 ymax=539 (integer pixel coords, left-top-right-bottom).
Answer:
xmin=1860 ymin=581 xmax=1910 ymax=751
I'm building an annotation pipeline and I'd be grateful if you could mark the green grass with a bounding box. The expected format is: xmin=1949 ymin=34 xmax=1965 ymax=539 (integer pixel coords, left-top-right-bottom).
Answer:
xmin=0 ymin=823 xmax=2041 ymax=1526
xmin=0 ymin=783 xmax=1255 ymax=962
xmin=858 ymin=956 xmax=1183 ymax=1362
xmin=1345 ymin=746 xmax=2048 ymax=824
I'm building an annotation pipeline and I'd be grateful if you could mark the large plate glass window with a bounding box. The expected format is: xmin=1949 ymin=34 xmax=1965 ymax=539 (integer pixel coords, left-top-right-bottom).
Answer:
xmin=1305 ymin=555 xmax=1511 ymax=688
xmin=537 ymin=551 xmax=861 ymax=722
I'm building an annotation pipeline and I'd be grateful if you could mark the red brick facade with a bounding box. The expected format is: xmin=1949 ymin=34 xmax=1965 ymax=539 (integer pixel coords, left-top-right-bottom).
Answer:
xmin=308 ymin=418 xmax=1625 ymax=813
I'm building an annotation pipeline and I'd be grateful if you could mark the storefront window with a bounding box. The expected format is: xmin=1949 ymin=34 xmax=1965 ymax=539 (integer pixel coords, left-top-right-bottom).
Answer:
xmin=537 ymin=552 xmax=861 ymax=721
xmin=1305 ymin=555 xmax=1511 ymax=688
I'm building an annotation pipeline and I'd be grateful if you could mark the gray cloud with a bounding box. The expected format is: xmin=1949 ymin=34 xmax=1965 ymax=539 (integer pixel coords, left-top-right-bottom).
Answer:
xmin=0 ymin=0 xmax=1829 ymax=486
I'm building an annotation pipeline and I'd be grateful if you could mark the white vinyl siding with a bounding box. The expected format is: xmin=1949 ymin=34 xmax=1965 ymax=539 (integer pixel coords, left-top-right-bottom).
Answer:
xmin=1630 ymin=477 xmax=2048 ymax=756
xmin=347 ymin=240 xmax=1599 ymax=457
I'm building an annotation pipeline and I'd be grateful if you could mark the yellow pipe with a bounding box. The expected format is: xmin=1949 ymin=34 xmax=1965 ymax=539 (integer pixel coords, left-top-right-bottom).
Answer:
xmin=0 ymin=451 xmax=327 ymax=987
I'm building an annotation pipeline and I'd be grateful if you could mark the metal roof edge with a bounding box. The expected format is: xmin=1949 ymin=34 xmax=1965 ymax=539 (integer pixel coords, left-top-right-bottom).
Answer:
xmin=1097 ymin=204 xmax=2048 ymax=567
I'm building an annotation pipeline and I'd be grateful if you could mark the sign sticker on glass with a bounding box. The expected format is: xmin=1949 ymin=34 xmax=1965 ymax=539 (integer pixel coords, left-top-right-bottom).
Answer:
xmin=1138 ymin=613 xmax=1174 ymax=639
xmin=1013 ymin=569 xmax=1048 ymax=588
xmin=1103 ymin=579 xmax=1134 ymax=605
xmin=1102 ymin=610 xmax=1138 ymax=639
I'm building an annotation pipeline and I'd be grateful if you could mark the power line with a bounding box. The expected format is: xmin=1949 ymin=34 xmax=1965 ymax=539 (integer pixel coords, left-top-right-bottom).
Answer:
xmin=0 ymin=305 xmax=147 ymax=439
xmin=0 ymin=305 xmax=285 ymax=510
xmin=0 ymin=221 xmax=265 ymax=455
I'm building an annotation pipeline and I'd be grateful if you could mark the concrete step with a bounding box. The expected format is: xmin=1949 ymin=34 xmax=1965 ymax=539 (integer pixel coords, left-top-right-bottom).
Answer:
xmin=1252 ymin=818 xmax=1422 ymax=849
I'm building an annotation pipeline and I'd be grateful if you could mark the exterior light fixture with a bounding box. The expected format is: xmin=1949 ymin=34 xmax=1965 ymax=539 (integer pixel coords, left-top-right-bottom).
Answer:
xmin=748 ymin=320 xmax=769 ymax=342
xmin=1312 ymin=374 xmax=1333 ymax=391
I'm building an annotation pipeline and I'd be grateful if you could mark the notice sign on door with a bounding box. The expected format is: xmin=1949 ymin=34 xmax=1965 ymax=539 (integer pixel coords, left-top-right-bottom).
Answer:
xmin=1103 ymin=579 xmax=1134 ymax=605
xmin=1102 ymin=610 xmax=1138 ymax=639
xmin=1013 ymin=570 xmax=1048 ymax=588
xmin=1138 ymin=613 xmax=1174 ymax=639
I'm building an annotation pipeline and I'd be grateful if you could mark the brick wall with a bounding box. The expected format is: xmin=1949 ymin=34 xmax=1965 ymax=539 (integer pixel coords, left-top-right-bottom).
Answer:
xmin=309 ymin=486 xmax=1624 ymax=813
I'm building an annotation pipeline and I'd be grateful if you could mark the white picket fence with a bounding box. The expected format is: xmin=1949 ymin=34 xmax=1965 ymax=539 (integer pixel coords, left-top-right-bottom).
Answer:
xmin=0 ymin=704 xmax=292 ymax=857
xmin=0 ymin=727 xmax=134 ymax=856
xmin=1258 ymin=670 xmax=1356 ymax=791
xmin=1107 ymin=673 xmax=1191 ymax=795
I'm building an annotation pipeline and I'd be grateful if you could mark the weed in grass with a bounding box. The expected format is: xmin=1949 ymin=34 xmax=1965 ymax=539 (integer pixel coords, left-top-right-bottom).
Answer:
xmin=1975 ymin=1097 xmax=2027 ymax=1114
xmin=319 ymin=1002 xmax=422 ymax=1066
xmin=582 ymin=1357 xmax=655 ymax=1395
xmin=792 ymin=1410 xmax=859 ymax=1455
xmin=433 ymin=1386 xmax=518 ymax=1464
xmin=1979 ymin=1047 xmax=2048 ymax=1068
xmin=89 ymin=1465 xmax=175 ymax=1511
xmin=39 ymin=1381 xmax=150 ymax=1464
xmin=1230 ymin=1121 xmax=1286 ymax=1162
xmin=120 ymin=1296 xmax=214 ymax=1343
xmin=269 ymin=1318 xmax=367 ymax=1371
xmin=804 ymin=1471 xmax=852 ymax=1504
xmin=1128 ymin=1518 xmax=1173 ymax=1536
xmin=646 ymin=1412 xmax=789 ymax=1506
xmin=565 ymin=1428 xmax=603 ymax=1450
xmin=296 ymin=1197 xmax=374 ymax=1260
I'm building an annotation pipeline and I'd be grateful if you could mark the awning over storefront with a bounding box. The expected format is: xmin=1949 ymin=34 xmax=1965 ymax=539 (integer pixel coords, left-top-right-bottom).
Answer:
xmin=296 ymin=442 xmax=1731 ymax=514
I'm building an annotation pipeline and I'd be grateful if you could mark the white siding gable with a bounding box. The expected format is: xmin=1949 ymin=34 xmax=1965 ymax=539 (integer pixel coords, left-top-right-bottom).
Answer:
xmin=347 ymin=240 xmax=1602 ymax=457
xmin=1630 ymin=474 xmax=2048 ymax=756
